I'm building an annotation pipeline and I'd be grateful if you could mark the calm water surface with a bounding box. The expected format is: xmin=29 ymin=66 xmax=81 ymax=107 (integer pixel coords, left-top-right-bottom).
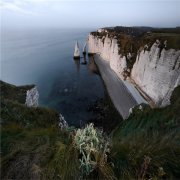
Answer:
xmin=1 ymin=28 xmax=105 ymax=126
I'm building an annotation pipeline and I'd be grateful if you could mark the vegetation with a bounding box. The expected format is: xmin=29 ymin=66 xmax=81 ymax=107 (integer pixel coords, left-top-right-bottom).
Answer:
xmin=0 ymin=81 xmax=34 ymax=104
xmin=0 ymin=81 xmax=114 ymax=179
xmin=111 ymin=86 xmax=180 ymax=179
xmin=1 ymin=81 xmax=180 ymax=179
xmin=1 ymin=81 xmax=74 ymax=179
xmin=74 ymin=123 xmax=110 ymax=175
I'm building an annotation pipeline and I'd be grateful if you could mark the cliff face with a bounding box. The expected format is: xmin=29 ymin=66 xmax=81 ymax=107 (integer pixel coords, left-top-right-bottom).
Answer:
xmin=88 ymin=34 xmax=127 ymax=80
xmin=131 ymin=41 xmax=180 ymax=106
xmin=88 ymin=29 xmax=180 ymax=106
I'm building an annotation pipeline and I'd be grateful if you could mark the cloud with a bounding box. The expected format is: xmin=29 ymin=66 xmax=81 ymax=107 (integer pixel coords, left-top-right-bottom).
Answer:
xmin=0 ymin=0 xmax=47 ymax=15
xmin=1 ymin=0 xmax=179 ymax=17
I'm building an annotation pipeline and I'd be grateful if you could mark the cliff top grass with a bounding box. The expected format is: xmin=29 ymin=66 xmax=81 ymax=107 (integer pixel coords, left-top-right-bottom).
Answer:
xmin=0 ymin=80 xmax=35 ymax=104
xmin=1 ymin=81 xmax=72 ymax=179
xmin=0 ymin=81 xmax=59 ymax=127
xmin=91 ymin=26 xmax=180 ymax=50
xmin=141 ymin=32 xmax=180 ymax=50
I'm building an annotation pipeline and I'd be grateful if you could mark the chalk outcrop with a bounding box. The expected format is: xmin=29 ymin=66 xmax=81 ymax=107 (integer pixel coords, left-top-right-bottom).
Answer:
xmin=88 ymin=29 xmax=180 ymax=107
xmin=25 ymin=86 xmax=39 ymax=107
xmin=131 ymin=42 xmax=180 ymax=106
xmin=74 ymin=41 xmax=80 ymax=59
xmin=88 ymin=34 xmax=127 ymax=80
xmin=59 ymin=114 xmax=68 ymax=130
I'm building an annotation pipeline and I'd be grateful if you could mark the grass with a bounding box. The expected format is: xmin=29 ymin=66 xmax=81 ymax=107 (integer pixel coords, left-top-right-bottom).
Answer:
xmin=1 ymin=99 xmax=60 ymax=127
xmin=1 ymin=125 xmax=72 ymax=179
xmin=0 ymin=81 xmax=115 ymax=179
xmin=112 ymin=131 xmax=179 ymax=179
xmin=111 ymin=86 xmax=180 ymax=179
xmin=1 ymin=81 xmax=180 ymax=179
xmin=0 ymin=81 xmax=75 ymax=179
xmin=0 ymin=80 xmax=34 ymax=104
xmin=140 ymin=32 xmax=180 ymax=50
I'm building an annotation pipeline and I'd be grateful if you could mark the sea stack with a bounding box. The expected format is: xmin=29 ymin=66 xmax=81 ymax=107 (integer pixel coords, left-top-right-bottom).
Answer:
xmin=74 ymin=41 xmax=80 ymax=59
xmin=83 ymin=42 xmax=87 ymax=55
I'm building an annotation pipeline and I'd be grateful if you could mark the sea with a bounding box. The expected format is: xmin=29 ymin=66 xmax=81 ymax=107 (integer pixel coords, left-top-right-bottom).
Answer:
xmin=1 ymin=28 xmax=106 ymax=127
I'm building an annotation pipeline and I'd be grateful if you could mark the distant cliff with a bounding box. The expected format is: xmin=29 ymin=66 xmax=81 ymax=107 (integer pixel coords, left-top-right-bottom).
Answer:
xmin=88 ymin=27 xmax=180 ymax=106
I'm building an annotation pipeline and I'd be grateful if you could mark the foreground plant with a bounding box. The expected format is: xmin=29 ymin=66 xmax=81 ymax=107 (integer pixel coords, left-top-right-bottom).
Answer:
xmin=74 ymin=123 xmax=110 ymax=175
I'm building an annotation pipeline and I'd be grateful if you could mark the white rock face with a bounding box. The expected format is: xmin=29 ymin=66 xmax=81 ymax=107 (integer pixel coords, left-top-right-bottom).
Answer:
xmin=97 ymin=28 xmax=107 ymax=33
xmin=131 ymin=42 xmax=180 ymax=106
xmin=88 ymin=32 xmax=180 ymax=107
xmin=88 ymin=34 xmax=127 ymax=79
xmin=74 ymin=41 xmax=80 ymax=58
xmin=25 ymin=86 xmax=39 ymax=107
xmin=59 ymin=114 xmax=68 ymax=130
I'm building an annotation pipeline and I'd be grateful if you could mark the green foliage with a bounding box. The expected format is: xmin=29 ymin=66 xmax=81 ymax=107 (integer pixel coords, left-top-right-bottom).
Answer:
xmin=1 ymin=124 xmax=71 ymax=179
xmin=0 ymin=80 xmax=34 ymax=103
xmin=0 ymin=80 xmax=60 ymax=128
xmin=42 ymin=141 xmax=81 ymax=180
xmin=0 ymin=81 xmax=77 ymax=179
xmin=74 ymin=123 xmax=110 ymax=175
xmin=1 ymin=99 xmax=59 ymax=128
xmin=112 ymin=130 xmax=180 ymax=179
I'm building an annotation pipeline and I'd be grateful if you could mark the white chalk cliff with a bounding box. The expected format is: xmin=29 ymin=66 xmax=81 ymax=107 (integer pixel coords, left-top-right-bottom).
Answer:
xmin=131 ymin=41 xmax=180 ymax=106
xmin=88 ymin=34 xmax=127 ymax=80
xmin=88 ymin=31 xmax=180 ymax=107
xmin=25 ymin=86 xmax=39 ymax=107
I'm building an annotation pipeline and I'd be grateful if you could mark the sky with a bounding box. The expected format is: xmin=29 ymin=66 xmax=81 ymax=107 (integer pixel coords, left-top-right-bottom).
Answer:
xmin=1 ymin=0 xmax=180 ymax=29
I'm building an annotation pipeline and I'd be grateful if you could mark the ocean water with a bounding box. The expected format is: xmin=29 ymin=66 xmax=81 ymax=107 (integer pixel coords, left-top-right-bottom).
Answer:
xmin=1 ymin=28 xmax=105 ymax=126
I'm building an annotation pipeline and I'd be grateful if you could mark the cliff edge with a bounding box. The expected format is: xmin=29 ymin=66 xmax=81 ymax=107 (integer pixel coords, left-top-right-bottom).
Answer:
xmin=88 ymin=27 xmax=180 ymax=107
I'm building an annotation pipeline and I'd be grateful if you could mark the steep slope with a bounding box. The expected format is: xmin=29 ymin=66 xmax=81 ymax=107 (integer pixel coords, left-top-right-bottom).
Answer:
xmin=111 ymin=86 xmax=180 ymax=179
xmin=131 ymin=40 xmax=180 ymax=106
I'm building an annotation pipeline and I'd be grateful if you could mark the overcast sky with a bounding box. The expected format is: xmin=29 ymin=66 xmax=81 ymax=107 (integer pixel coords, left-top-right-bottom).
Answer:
xmin=1 ymin=0 xmax=180 ymax=29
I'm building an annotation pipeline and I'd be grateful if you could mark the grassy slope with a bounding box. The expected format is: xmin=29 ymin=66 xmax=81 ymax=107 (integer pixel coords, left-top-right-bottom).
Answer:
xmin=0 ymin=81 xmax=34 ymax=104
xmin=1 ymin=80 xmax=180 ymax=179
xmin=0 ymin=81 xmax=80 ymax=179
xmin=111 ymin=86 xmax=180 ymax=179
xmin=0 ymin=81 xmax=114 ymax=180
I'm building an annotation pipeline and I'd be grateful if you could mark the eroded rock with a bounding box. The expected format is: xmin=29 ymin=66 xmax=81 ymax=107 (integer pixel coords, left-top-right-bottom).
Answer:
xmin=59 ymin=114 xmax=68 ymax=130
xmin=25 ymin=87 xmax=39 ymax=107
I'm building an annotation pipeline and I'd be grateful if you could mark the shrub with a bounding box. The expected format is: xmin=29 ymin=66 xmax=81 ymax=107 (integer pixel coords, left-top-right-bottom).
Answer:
xmin=74 ymin=123 xmax=111 ymax=176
